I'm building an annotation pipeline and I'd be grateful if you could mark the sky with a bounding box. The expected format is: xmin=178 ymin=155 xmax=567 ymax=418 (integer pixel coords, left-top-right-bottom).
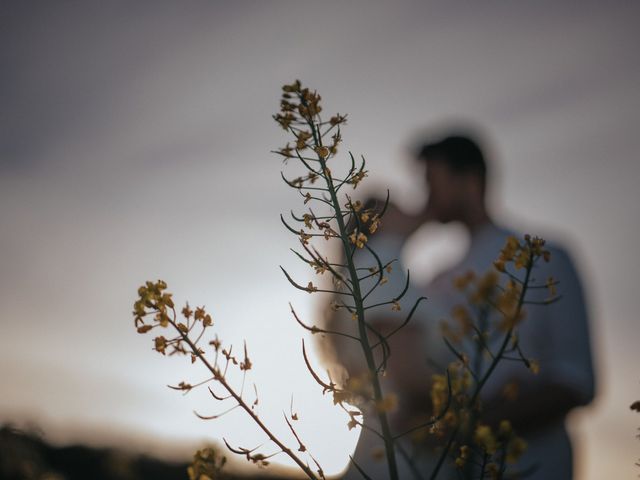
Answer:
xmin=1 ymin=1 xmax=639 ymax=478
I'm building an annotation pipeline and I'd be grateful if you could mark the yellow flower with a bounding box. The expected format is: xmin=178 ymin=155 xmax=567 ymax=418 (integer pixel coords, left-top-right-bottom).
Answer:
xmin=182 ymin=303 xmax=193 ymax=319
xmin=506 ymin=436 xmax=527 ymax=464
xmin=194 ymin=306 xmax=206 ymax=321
xmin=329 ymin=113 xmax=347 ymax=126
xmin=368 ymin=215 xmax=381 ymax=234
xmin=187 ymin=447 xmax=226 ymax=480
xmin=474 ymin=424 xmax=498 ymax=454
xmin=177 ymin=381 xmax=192 ymax=391
xmin=430 ymin=374 xmax=448 ymax=413
xmin=302 ymin=214 xmax=313 ymax=229
xmin=496 ymin=280 xmax=520 ymax=316
xmin=315 ymin=146 xmax=330 ymax=158
xmin=273 ymin=112 xmax=296 ymax=130
xmin=470 ymin=271 xmax=498 ymax=304
xmin=349 ymin=231 xmax=368 ymax=248
xmin=514 ymin=248 xmax=530 ymax=270
xmin=529 ymin=235 xmax=546 ymax=255
xmin=312 ymin=261 xmax=326 ymax=275
xmin=155 ymin=310 xmax=170 ymax=327
xmin=299 ymin=229 xmax=312 ymax=245
xmin=350 ymin=170 xmax=368 ymax=189
xmin=499 ymin=420 xmax=512 ymax=436
xmin=154 ymin=336 xmax=167 ymax=355
xmin=459 ymin=445 xmax=469 ymax=458
xmin=282 ymin=80 xmax=301 ymax=93
xmin=500 ymin=236 xmax=520 ymax=261
xmin=137 ymin=324 xmax=153 ymax=334
xmin=240 ymin=349 xmax=252 ymax=371
xmin=455 ymin=445 xmax=470 ymax=468
xmin=209 ymin=337 xmax=221 ymax=351
xmin=133 ymin=300 xmax=146 ymax=318
xmin=295 ymin=130 xmax=312 ymax=150
xmin=276 ymin=143 xmax=294 ymax=159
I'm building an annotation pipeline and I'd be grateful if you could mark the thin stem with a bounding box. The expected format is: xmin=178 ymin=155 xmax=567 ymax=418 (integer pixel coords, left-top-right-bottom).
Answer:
xmin=171 ymin=315 xmax=319 ymax=480
xmin=469 ymin=259 xmax=532 ymax=407
xmin=301 ymin=106 xmax=399 ymax=480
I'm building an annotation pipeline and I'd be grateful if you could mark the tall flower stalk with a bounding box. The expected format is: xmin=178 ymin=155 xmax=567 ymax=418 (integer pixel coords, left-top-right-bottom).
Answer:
xmin=275 ymin=80 xmax=410 ymax=480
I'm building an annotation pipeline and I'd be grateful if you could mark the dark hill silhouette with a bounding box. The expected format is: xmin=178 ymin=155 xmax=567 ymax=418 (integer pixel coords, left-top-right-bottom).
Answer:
xmin=0 ymin=425 xmax=294 ymax=480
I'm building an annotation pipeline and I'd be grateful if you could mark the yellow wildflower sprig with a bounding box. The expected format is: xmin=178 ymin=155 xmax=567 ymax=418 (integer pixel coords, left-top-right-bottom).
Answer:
xmin=427 ymin=234 xmax=553 ymax=479
xmin=470 ymin=421 xmax=527 ymax=477
xmin=275 ymin=80 xmax=418 ymax=479
xmin=187 ymin=447 xmax=226 ymax=480
xmin=133 ymin=280 xmax=323 ymax=480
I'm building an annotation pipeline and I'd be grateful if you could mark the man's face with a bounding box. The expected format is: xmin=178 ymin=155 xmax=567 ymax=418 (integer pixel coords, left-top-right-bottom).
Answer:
xmin=425 ymin=159 xmax=466 ymax=223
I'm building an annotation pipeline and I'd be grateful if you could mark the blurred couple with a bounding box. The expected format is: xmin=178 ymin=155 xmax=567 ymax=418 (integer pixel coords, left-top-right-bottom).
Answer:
xmin=321 ymin=132 xmax=595 ymax=479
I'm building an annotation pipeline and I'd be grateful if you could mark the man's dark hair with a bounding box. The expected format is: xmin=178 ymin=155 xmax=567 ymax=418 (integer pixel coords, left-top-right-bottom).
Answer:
xmin=417 ymin=134 xmax=487 ymax=182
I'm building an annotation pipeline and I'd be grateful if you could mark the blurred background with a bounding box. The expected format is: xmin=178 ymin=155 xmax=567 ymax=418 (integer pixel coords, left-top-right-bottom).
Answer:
xmin=1 ymin=1 xmax=639 ymax=478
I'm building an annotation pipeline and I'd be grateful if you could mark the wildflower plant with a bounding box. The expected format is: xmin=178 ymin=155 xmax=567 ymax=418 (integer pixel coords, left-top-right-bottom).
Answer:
xmin=430 ymin=234 xmax=558 ymax=479
xmin=132 ymin=81 xmax=558 ymax=480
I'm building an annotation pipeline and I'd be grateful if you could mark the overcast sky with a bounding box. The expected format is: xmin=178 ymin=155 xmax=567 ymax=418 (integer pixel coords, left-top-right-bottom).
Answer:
xmin=1 ymin=2 xmax=639 ymax=477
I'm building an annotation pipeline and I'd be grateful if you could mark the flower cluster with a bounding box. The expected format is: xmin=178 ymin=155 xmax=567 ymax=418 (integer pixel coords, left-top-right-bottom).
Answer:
xmin=493 ymin=234 xmax=550 ymax=272
xmin=133 ymin=280 xmax=216 ymax=359
xmin=132 ymin=279 xmax=326 ymax=478
xmin=464 ymin=421 xmax=527 ymax=476
xmin=273 ymin=79 xmax=346 ymax=161
xmin=430 ymin=362 xmax=472 ymax=435
xmin=423 ymin=234 xmax=556 ymax=475
xmin=187 ymin=447 xmax=226 ymax=480
xmin=454 ymin=425 xmax=527 ymax=478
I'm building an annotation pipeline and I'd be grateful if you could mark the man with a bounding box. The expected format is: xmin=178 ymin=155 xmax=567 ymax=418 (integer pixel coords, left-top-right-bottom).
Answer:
xmin=331 ymin=133 xmax=595 ymax=479
xmin=413 ymin=134 xmax=596 ymax=478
